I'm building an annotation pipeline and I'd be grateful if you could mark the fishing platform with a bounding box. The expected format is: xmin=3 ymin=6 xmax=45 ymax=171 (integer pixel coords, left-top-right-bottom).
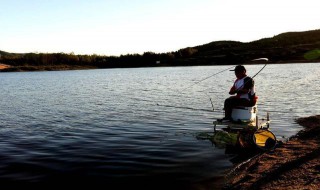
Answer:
xmin=212 ymin=106 xmax=276 ymax=150
xmin=213 ymin=106 xmax=270 ymax=131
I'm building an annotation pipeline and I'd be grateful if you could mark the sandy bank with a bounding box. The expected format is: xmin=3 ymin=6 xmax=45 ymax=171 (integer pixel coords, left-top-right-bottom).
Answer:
xmin=223 ymin=115 xmax=320 ymax=190
xmin=0 ymin=64 xmax=11 ymax=70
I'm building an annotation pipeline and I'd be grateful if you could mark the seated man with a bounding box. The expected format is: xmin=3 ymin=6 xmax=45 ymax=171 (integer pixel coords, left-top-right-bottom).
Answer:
xmin=219 ymin=65 xmax=257 ymax=122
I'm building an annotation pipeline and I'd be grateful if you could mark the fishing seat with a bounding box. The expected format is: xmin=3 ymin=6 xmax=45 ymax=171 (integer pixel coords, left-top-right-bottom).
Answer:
xmin=231 ymin=105 xmax=257 ymax=122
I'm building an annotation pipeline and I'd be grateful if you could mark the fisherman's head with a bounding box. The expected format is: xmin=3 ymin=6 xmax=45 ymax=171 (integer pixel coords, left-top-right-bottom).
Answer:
xmin=232 ymin=65 xmax=246 ymax=79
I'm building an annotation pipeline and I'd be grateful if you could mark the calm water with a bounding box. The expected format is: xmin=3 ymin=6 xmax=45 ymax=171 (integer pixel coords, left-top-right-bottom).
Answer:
xmin=0 ymin=63 xmax=319 ymax=188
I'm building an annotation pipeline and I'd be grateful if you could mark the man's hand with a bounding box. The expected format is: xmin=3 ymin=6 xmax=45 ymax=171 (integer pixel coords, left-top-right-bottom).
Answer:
xmin=229 ymin=90 xmax=236 ymax=95
xmin=229 ymin=86 xmax=236 ymax=95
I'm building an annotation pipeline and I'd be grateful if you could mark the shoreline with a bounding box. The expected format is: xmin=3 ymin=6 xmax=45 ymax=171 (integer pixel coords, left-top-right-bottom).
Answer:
xmin=223 ymin=115 xmax=320 ymax=189
xmin=0 ymin=62 xmax=318 ymax=73
xmin=0 ymin=64 xmax=97 ymax=72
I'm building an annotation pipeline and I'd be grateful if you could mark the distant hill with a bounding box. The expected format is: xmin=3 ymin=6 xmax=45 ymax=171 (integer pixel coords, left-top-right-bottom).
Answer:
xmin=184 ymin=29 xmax=320 ymax=65
xmin=0 ymin=29 xmax=320 ymax=71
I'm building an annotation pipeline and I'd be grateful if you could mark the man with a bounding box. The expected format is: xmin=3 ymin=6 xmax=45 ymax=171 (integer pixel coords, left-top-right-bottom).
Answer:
xmin=219 ymin=65 xmax=257 ymax=122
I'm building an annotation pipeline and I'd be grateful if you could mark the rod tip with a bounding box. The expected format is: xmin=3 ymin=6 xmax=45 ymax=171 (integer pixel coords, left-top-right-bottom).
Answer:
xmin=251 ymin=58 xmax=269 ymax=62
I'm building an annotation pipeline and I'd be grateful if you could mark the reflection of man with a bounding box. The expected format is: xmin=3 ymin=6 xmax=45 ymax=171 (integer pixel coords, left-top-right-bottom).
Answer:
xmin=219 ymin=65 xmax=257 ymax=122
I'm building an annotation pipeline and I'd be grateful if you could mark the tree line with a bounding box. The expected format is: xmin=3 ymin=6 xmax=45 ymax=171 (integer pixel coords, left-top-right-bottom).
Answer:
xmin=0 ymin=47 xmax=200 ymax=70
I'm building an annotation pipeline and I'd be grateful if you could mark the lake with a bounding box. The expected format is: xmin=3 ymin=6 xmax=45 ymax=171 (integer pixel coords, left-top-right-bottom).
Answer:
xmin=0 ymin=63 xmax=319 ymax=189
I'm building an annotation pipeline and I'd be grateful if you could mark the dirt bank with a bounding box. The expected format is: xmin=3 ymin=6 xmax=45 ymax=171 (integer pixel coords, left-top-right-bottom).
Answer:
xmin=224 ymin=115 xmax=320 ymax=190
xmin=0 ymin=64 xmax=11 ymax=70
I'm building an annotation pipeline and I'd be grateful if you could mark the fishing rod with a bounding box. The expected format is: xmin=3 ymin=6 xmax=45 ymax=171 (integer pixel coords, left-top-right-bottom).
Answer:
xmin=197 ymin=58 xmax=269 ymax=113
xmin=250 ymin=58 xmax=268 ymax=79
xmin=190 ymin=59 xmax=268 ymax=110
xmin=156 ymin=60 xmax=268 ymax=113
xmin=178 ymin=65 xmax=235 ymax=112
xmin=182 ymin=58 xmax=267 ymax=92
xmin=181 ymin=65 xmax=235 ymax=91
xmin=156 ymin=65 xmax=235 ymax=112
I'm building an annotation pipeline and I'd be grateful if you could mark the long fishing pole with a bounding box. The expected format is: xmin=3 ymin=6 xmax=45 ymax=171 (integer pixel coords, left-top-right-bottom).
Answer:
xmin=199 ymin=58 xmax=269 ymax=113
xmin=191 ymin=65 xmax=238 ymax=112
xmin=182 ymin=62 xmax=267 ymax=111
xmin=156 ymin=61 xmax=267 ymax=113
xmin=251 ymin=63 xmax=267 ymax=79
xmin=157 ymin=65 xmax=235 ymax=111
xmin=181 ymin=65 xmax=235 ymax=91
xmin=185 ymin=58 xmax=268 ymax=92
xmin=177 ymin=65 xmax=235 ymax=112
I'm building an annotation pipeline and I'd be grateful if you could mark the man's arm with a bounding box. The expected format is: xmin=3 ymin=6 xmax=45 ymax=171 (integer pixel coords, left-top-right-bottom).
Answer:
xmin=229 ymin=85 xmax=236 ymax=95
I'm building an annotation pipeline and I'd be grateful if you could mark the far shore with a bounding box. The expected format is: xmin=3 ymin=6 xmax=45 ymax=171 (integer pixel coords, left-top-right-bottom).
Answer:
xmin=223 ymin=115 xmax=320 ymax=189
xmin=0 ymin=64 xmax=97 ymax=72
xmin=0 ymin=61 xmax=318 ymax=73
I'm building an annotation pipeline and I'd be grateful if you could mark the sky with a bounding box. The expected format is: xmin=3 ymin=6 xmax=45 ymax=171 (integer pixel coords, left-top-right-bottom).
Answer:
xmin=0 ymin=0 xmax=319 ymax=56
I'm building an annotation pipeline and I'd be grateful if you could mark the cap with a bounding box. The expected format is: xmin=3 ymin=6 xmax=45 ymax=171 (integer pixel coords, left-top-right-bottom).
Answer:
xmin=230 ymin=65 xmax=246 ymax=72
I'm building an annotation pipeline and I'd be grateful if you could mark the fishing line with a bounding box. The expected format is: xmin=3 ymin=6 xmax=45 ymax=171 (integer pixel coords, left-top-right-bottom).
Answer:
xmin=180 ymin=65 xmax=235 ymax=92
xmin=198 ymin=60 xmax=269 ymax=114
xmin=156 ymin=65 xmax=236 ymax=113
xmin=156 ymin=103 xmax=213 ymax=112
xmin=155 ymin=62 xmax=268 ymax=113
xmin=154 ymin=84 xmax=214 ymax=112
xmin=181 ymin=65 xmax=235 ymax=112
xmin=203 ymin=91 xmax=215 ymax=112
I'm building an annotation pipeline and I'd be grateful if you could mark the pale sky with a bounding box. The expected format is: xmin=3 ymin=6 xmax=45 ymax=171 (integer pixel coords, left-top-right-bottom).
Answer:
xmin=0 ymin=0 xmax=319 ymax=56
